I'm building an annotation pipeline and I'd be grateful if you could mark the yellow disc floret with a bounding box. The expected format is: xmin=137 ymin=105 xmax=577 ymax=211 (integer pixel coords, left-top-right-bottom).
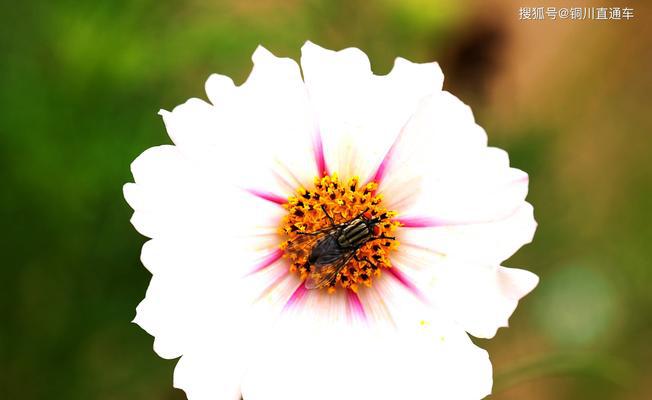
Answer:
xmin=279 ymin=173 xmax=400 ymax=292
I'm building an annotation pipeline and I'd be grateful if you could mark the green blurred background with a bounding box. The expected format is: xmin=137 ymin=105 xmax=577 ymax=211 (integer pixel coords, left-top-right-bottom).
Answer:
xmin=2 ymin=0 xmax=651 ymax=399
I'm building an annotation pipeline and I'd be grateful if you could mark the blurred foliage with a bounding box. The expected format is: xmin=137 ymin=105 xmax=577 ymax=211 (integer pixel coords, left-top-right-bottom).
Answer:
xmin=1 ymin=1 xmax=651 ymax=399
xmin=532 ymin=264 xmax=618 ymax=348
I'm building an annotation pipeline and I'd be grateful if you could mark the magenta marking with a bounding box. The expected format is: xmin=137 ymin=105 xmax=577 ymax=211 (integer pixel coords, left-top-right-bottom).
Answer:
xmin=248 ymin=249 xmax=284 ymax=275
xmin=368 ymin=115 xmax=413 ymax=186
xmin=397 ymin=216 xmax=448 ymax=228
xmin=313 ymin=132 xmax=329 ymax=177
xmin=370 ymin=141 xmax=397 ymax=185
xmin=246 ymin=188 xmax=286 ymax=206
xmin=347 ymin=289 xmax=367 ymax=321
xmin=283 ymin=283 xmax=308 ymax=311
xmin=388 ymin=268 xmax=428 ymax=303
xmin=399 ymin=203 xmax=525 ymax=229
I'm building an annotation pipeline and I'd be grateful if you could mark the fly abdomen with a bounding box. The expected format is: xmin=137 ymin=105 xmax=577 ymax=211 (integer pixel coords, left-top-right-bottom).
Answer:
xmin=337 ymin=219 xmax=371 ymax=248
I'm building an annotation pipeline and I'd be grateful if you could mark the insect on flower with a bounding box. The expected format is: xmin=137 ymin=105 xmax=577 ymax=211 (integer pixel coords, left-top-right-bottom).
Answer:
xmin=287 ymin=205 xmax=396 ymax=289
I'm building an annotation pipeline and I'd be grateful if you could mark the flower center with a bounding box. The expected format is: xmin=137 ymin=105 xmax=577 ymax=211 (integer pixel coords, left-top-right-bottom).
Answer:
xmin=280 ymin=174 xmax=400 ymax=292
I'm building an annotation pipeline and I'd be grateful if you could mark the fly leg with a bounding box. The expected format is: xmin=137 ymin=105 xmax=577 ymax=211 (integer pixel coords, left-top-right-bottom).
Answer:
xmin=365 ymin=235 xmax=397 ymax=253
xmin=354 ymin=253 xmax=379 ymax=280
xmin=353 ymin=253 xmax=377 ymax=266
xmin=367 ymin=234 xmax=396 ymax=243
xmin=295 ymin=231 xmax=320 ymax=236
xmin=321 ymin=204 xmax=336 ymax=226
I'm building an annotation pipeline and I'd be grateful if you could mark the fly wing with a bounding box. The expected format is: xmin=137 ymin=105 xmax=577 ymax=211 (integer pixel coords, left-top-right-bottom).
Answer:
xmin=285 ymin=224 xmax=338 ymax=256
xmin=305 ymin=251 xmax=354 ymax=289
xmin=284 ymin=232 xmax=323 ymax=256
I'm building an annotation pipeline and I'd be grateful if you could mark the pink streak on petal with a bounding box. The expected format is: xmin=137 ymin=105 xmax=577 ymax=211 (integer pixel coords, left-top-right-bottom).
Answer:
xmin=368 ymin=114 xmax=413 ymax=186
xmin=313 ymin=131 xmax=329 ymax=177
xmin=397 ymin=216 xmax=449 ymax=228
xmin=283 ymin=283 xmax=308 ymax=312
xmin=370 ymin=147 xmax=394 ymax=186
xmin=368 ymin=133 xmax=400 ymax=187
xmin=247 ymin=248 xmax=284 ymax=275
xmin=399 ymin=204 xmax=524 ymax=229
xmin=388 ymin=267 xmax=428 ymax=303
xmin=347 ymin=289 xmax=367 ymax=321
xmin=246 ymin=188 xmax=287 ymax=206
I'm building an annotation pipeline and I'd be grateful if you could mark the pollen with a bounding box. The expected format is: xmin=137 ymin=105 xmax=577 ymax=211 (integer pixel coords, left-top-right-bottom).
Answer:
xmin=279 ymin=173 xmax=400 ymax=291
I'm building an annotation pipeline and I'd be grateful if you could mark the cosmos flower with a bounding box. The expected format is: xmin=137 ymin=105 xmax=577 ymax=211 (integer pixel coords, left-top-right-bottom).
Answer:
xmin=124 ymin=42 xmax=538 ymax=400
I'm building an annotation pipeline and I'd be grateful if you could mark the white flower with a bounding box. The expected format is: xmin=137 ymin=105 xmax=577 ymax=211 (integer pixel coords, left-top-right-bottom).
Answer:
xmin=124 ymin=42 xmax=538 ymax=400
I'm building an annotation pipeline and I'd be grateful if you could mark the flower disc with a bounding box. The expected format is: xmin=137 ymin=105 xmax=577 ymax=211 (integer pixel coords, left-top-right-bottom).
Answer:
xmin=280 ymin=174 xmax=400 ymax=292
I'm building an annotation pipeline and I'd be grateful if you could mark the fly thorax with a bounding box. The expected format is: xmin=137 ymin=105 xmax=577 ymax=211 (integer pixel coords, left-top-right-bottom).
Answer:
xmin=338 ymin=220 xmax=370 ymax=248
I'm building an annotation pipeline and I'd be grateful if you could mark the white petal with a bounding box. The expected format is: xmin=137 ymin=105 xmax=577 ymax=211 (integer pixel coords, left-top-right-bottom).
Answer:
xmin=125 ymin=145 xmax=216 ymax=239
xmin=133 ymin=238 xmax=248 ymax=358
xmin=160 ymin=45 xmax=317 ymax=197
xmin=134 ymin=235 xmax=297 ymax=399
xmin=209 ymin=45 xmax=318 ymax=195
xmin=436 ymin=264 xmax=539 ymax=338
xmin=173 ymin=353 xmax=242 ymax=400
xmin=378 ymin=91 xmax=517 ymax=217
xmin=399 ymin=202 xmax=537 ymax=266
xmin=394 ymin=249 xmax=539 ymax=339
xmin=300 ymin=41 xmax=443 ymax=183
xmin=373 ymin=91 xmax=535 ymax=265
xmin=158 ymin=98 xmax=222 ymax=160
xmin=124 ymin=144 xmax=284 ymax=240
xmin=242 ymin=275 xmax=492 ymax=400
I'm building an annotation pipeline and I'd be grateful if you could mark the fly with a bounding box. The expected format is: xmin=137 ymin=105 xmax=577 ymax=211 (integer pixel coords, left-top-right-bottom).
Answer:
xmin=285 ymin=205 xmax=395 ymax=289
